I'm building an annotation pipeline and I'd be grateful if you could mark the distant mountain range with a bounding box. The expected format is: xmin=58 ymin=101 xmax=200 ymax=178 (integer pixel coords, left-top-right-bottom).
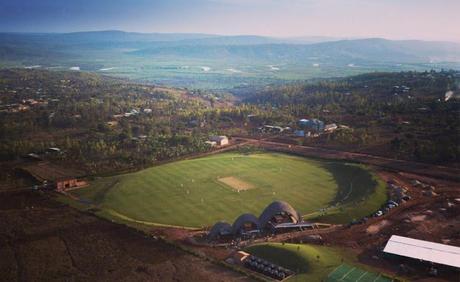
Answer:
xmin=0 ymin=30 xmax=459 ymax=89
xmin=1 ymin=30 xmax=459 ymax=63
xmin=0 ymin=30 xmax=342 ymax=45
xmin=130 ymin=38 xmax=460 ymax=64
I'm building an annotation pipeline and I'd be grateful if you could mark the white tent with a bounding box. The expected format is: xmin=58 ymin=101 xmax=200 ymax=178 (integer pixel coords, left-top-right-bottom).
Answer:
xmin=383 ymin=235 xmax=460 ymax=268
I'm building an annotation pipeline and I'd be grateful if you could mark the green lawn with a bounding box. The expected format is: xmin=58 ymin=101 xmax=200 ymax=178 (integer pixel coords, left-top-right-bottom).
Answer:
xmin=245 ymin=243 xmax=354 ymax=282
xmin=72 ymin=152 xmax=386 ymax=228
xmin=304 ymin=163 xmax=388 ymax=224
xmin=327 ymin=264 xmax=393 ymax=282
xmin=245 ymin=243 xmax=394 ymax=282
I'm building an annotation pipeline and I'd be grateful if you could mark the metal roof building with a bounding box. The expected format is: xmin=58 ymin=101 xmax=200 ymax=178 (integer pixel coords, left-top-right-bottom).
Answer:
xmin=232 ymin=213 xmax=260 ymax=234
xmin=258 ymin=201 xmax=300 ymax=228
xmin=383 ymin=235 xmax=460 ymax=268
xmin=274 ymin=222 xmax=315 ymax=229
xmin=208 ymin=221 xmax=232 ymax=240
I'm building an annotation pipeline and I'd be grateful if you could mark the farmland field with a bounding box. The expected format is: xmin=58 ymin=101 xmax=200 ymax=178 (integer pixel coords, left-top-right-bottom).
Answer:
xmin=73 ymin=152 xmax=386 ymax=228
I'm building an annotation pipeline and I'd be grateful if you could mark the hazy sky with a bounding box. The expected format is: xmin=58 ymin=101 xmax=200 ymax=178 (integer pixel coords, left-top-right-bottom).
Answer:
xmin=1 ymin=0 xmax=459 ymax=42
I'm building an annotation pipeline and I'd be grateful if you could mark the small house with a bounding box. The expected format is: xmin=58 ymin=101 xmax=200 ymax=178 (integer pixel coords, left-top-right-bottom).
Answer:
xmin=294 ymin=130 xmax=305 ymax=137
xmin=324 ymin=123 xmax=338 ymax=132
xmin=209 ymin=135 xmax=229 ymax=146
xmin=298 ymin=118 xmax=325 ymax=132
xmin=263 ymin=125 xmax=285 ymax=133
xmin=25 ymin=153 xmax=42 ymax=161
xmin=55 ymin=178 xmax=87 ymax=192
xmin=298 ymin=119 xmax=309 ymax=126
xmin=46 ymin=147 xmax=61 ymax=154
xmin=205 ymin=141 xmax=217 ymax=147
xmin=107 ymin=121 xmax=118 ymax=127
xmin=56 ymin=178 xmax=78 ymax=192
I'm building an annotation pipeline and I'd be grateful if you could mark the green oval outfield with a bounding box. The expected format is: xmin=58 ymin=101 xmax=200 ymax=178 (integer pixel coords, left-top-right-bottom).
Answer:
xmin=72 ymin=152 xmax=387 ymax=228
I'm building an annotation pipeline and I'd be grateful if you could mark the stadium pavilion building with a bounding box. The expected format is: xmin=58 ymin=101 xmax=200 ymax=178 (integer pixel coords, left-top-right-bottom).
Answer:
xmin=208 ymin=201 xmax=313 ymax=241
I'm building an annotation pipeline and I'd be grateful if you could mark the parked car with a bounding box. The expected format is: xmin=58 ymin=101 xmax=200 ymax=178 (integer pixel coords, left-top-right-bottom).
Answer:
xmin=387 ymin=204 xmax=396 ymax=209
xmin=374 ymin=210 xmax=383 ymax=217
xmin=387 ymin=200 xmax=399 ymax=206
xmin=402 ymin=195 xmax=411 ymax=201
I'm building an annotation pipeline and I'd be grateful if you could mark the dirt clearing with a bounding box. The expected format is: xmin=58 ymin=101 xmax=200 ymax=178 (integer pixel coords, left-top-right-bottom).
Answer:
xmin=366 ymin=220 xmax=390 ymax=235
xmin=217 ymin=176 xmax=255 ymax=191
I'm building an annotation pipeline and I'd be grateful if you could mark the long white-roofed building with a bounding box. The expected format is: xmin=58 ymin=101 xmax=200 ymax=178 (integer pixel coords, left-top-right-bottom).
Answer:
xmin=383 ymin=235 xmax=460 ymax=268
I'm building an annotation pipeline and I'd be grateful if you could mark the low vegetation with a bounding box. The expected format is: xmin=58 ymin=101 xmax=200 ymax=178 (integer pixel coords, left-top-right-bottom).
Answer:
xmin=243 ymin=71 xmax=460 ymax=165
xmin=1 ymin=69 xmax=458 ymax=180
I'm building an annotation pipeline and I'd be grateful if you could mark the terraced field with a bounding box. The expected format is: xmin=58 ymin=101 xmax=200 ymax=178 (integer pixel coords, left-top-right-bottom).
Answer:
xmin=73 ymin=152 xmax=386 ymax=227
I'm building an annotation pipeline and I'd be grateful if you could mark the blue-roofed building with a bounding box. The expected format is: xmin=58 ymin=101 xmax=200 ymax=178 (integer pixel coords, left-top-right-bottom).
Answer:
xmin=294 ymin=130 xmax=305 ymax=137
xmin=298 ymin=119 xmax=324 ymax=132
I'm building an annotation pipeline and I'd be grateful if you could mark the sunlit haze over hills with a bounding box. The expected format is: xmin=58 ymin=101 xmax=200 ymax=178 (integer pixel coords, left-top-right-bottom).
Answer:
xmin=1 ymin=0 xmax=459 ymax=42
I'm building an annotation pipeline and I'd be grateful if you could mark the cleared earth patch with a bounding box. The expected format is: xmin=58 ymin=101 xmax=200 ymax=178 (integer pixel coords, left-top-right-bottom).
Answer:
xmin=217 ymin=176 xmax=255 ymax=191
